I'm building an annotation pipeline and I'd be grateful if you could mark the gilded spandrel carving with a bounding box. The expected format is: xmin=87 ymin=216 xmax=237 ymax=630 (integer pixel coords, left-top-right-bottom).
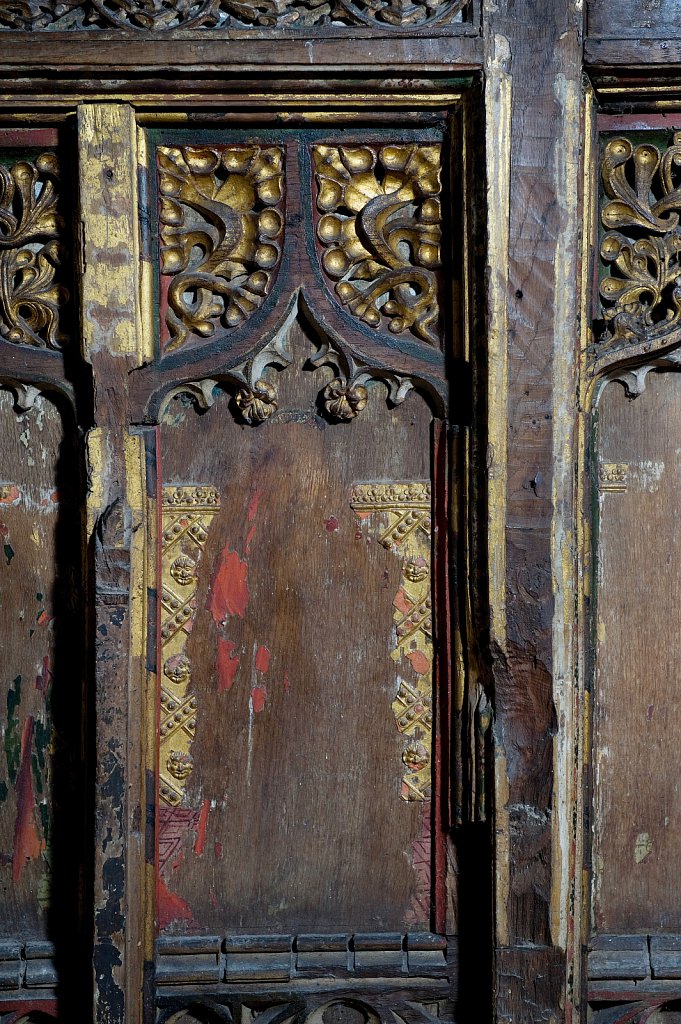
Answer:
xmin=158 ymin=145 xmax=284 ymax=352
xmin=1 ymin=0 xmax=470 ymax=30
xmin=351 ymin=482 xmax=433 ymax=801
xmin=0 ymin=153 xmax=68 ymax=349
xmin=596 ymin=133 xmax=681 ymax=379
xmin=160 ymin=485 xmax=220 ymax=807
xmin=313 ymin=145 xmax=442 ymax=346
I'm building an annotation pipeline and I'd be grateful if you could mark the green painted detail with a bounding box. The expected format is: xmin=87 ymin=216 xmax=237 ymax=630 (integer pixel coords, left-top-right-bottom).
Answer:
xmin=37 ymin=829 xmax=52 ymax=912
xmin=4 ymin=543 xmax=14 ymax=565
xmin=34 ymin=718 xmax=49 ymax=771
xmin=5 ymin=675 xmax=21 ymax=785
xmin=39 ymin=800 xmax=50 ymax=842
xmin=0 ymin=780 xmax=7 ymax=802
xmin=31 ymin=752 xmax=43 ymax=795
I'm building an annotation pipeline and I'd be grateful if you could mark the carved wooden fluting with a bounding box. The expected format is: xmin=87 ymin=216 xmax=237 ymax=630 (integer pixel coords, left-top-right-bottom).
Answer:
xmin=313 ymin=145 xmax=442 ymax=346
xmin=351 ymin=482 xmax=433 ymax=801
xmin=160 ymin=485 xmax=220 ymax=806
xmin=0 ymin=153 xmax=67 ymax=350
xmin=159 ymin=146 xmax=284 ymax=352
xmin=594 ymin=132 xmax=681 ymax=389
xmin=0 ymin=0 xmax=470 ymax=30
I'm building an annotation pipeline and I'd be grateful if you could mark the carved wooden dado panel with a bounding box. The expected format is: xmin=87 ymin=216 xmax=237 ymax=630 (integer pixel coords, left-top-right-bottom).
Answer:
xmin=0 ymin=99 xmax=472 ymax=1024
xmin=0 ymin=129 xmax=85 ymax=1022
xmin=586 ymin=121 xmax=681 ymax=1023
xmin=134 ymin=120 xmax=465 ymax=1022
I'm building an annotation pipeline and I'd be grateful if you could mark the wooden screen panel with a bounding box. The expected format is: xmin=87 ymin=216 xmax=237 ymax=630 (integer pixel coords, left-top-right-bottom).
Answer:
xmin=593 ymin=372 xmax=681 ymax=934
xmin=587 ymin=0 xmax=681 ymax=38
xmin=157 ymin=322 xmax=434 ymax=935
xmin=141 ymin=120 xmax=458 ymax=1016
xmin=0 ymin=390 xmax=83 ymax=947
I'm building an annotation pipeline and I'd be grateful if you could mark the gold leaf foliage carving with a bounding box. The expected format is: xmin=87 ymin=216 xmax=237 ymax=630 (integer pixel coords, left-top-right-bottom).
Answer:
xmin=0 ymin=152 xmax=68 ymax=349
xmin=159 ymin=145 xmax=284 ymax=352
xmin=313 ymin=144 xmax=442 ymax=346
xmin=0 ymin=0 xmax=470 ymax=30
xmin=160 ymin=485 xmax=220 ymax=806
xmin=598 ymin=133 xmax=681 ymax=358
xmin=322 ymin=378 xmax=368 ymax=420
xmin=351 ymin=481 xmax=433 ymax=801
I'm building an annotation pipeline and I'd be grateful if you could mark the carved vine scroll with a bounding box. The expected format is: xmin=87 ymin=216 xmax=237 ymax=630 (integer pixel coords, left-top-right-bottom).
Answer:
xmin=313 ymin=145 xmax=442 ymax=346
xmin=593 ymin=132 xmax=681 ymax=390
xmin=159 ymin=145 xmax=284 ymax=353
xmin=0 ymin=0 xmax=470 ymax=30
xmin=0 ymin=153 xmax=68 ymax=350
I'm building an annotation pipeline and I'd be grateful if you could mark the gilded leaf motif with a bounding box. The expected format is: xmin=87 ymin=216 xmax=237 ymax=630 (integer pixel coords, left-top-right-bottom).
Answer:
xmin=0 ymin=152 xmax=68 ymax=349
xmin=598 ymin=133 xmax=681 ymax=353
xmin=313 ymin=144 xmax=442 ymax=346
xmin=158 ymin=145 xmax=284 ymax=352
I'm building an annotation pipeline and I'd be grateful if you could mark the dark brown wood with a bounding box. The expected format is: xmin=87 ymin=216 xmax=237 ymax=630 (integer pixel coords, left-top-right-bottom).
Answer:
xmin=593 ymin=375 xmax=681 ymax=936
xmin=588 ymin=0 xmax=681 ymax=39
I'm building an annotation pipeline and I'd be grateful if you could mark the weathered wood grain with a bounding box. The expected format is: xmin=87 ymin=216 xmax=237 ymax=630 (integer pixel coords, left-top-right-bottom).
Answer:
xmin=593 ymin=374 xmax=681 ymax=935
xmin=157 ymin=321 xmax=439 ymax=935
xmin=588 ymin=0 xmax=681 ymax=39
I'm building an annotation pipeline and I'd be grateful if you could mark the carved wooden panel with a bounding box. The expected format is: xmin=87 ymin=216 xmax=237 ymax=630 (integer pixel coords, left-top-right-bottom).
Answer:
xmin=0 ymin=129 xmax=84 ymax=1022
xmin=130 ymin=118 xmax=463 ymax=1021
xmin=0 ymin=0 xmax=474 ymax=32
xmin=592 ymin=374 xmax=681 ymax=935
xmin=588 ymin=122 xmax=681 ymax=1023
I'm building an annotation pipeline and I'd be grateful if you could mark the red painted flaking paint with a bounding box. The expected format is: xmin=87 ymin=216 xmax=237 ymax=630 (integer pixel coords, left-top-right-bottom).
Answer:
xmin=12 ymin=716 xmax=41 ymax=882
xmin=393 ymin=588 xmax=413 ymax=615
xmin=407 ymin=650 xmax=430 ymax=675
xmin=247 ymin=490 xmax=262 ymax=523
xmin=217 ymin=638 xmax=240 ymax=692
xmin=209 ymin=547 xmax=249 ymax=623
xmin=193 ymin=799 xmax=210 ymax=856
xmin=158 ymin=876 xmax=194 ymax=929
xmin=324 ymin=515 xmax=339 ymax=532
xmin=245 ymin=525 xmax=257 ymax=555
xmin=251 ymin=685 xmax=267 ymax=713
xmin=255 ymin=645 xmax=270 ymax=673
xmin=35 ymin=655 xmax=51 ymax=694
xmin=283 ymin=671 xmax=290 ymax=694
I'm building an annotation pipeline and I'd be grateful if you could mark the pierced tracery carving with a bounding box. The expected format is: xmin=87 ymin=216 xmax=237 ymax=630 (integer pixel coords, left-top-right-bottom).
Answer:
xmin=159 ymin=145 xmax=284 ymax=353
xmin=0 ymin=0 xmax=470 ymax=30
xmin=313 ymin=144 xmax=442 ymax=346
xmin=0 ymin=153 xmax=68 ymax=350
xmin=594 ymin=133 xmax=681 ymax=389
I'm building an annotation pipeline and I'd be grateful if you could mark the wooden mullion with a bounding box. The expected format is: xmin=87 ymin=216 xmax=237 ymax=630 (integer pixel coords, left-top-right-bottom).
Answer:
xmin=79 ymin=103 xmax=147 ymax=1024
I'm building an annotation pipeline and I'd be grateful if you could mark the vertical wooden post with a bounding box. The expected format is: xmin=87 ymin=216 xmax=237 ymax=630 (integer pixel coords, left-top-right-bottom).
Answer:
xmin=79 ymin=103 xmax=147 ymax=1024
xmin=481 ymin=4 xmax=585 ymax=1022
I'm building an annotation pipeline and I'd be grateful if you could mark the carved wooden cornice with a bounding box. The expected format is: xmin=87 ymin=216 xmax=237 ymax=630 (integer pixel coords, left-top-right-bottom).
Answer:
xmin=0 ymin=0 xmax=470 ymax=31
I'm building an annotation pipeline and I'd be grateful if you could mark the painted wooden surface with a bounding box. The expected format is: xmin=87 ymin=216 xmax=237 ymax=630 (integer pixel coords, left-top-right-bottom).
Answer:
xmin=157 ymin=323 xmax=435 ymax=935
xmin=588 ymin=0 xmax=681 ymax=39
xmin=593 ymin=374 xmax=681 ymax=934
xmin=0 ymin=390 xmax=82 ymax=940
